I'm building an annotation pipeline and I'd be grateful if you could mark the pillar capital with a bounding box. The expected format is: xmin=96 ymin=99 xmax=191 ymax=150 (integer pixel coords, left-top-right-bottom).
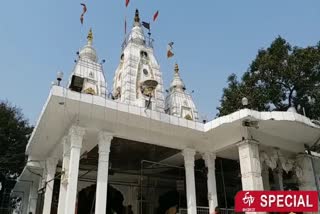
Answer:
xmin=202 ymin=152 xmax=216 ymax=168
xmin=68 ymin=126 xmax=85 ymax=149
xmin=98 ymin=131 xmax=113 ymax=153
xmin=182 ymin=148 xmax=196 ymax=159
xmin=182 ymin=148 xmax=196 ymax=167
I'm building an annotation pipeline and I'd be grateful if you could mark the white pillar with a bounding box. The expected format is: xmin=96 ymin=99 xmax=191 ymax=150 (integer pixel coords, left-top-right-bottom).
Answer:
xmin=261 ymin=164 xmax=270 ymax=190
xmin=238 ymin=140 xmax=265 ymax=214
xmin=57 ymin=138 xmax=70 ymax=214
xmin=64 ymin=126 xmax=85 ymax=214
xmin=95 ymin=132 xmax=112 ymax=214
xmin=203 ymin=152 xmax=218 ymax=214
xmin=273 ymin=167 xmax=284 ymax=190
xmin=28 ymin=176 xmax=41 ymax=214
xmin=238 ymin=140 xmax=264 ymax=190
xmin=42 ymin=157 xmax=58 ymax=214
xmin=296 ymin=154 xmax=319 ymax=214
xmin=296 ymin=154 xmax=317 ymax=190
xmin=182 ymin=148 xmax=197 ymax=214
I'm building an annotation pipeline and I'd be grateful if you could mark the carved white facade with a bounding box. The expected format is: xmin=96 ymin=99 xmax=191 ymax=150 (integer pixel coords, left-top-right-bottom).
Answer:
xmin=67 ymin=29 xmax=107 ymax=97
xmin=165 ymin=64 xmax=199 ymax=121
xmin=112 ymin=10 xmax=165 ymax=112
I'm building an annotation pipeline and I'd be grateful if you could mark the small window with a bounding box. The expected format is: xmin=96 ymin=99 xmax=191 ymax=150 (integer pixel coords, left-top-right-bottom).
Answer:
xmin=140 ymin=51 xmax=148 ymax=58
xmin=120 ymin=53 xmax=124 ymax=60
xmin=143 ymin=69 xmax=149 ymax=76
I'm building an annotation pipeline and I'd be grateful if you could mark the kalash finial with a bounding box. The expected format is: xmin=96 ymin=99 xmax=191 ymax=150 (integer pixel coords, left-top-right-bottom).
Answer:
xmin=134 ymin=9 xmax=140 ymax=23
xmin=87 ymin=28 xmax=93 ymax=45
xmin=174 ymin=63 xmax=179 ymax=73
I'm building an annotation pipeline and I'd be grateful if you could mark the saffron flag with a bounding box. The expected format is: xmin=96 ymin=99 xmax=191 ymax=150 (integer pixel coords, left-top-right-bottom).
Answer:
xmin=80 ymin=3 xmax=87 ymax=25
xmin=125 ymin=0 xmax=130 ymax=7
xmin=167 ymin=42 xmax=174 ymax=58
xmin=142 ymin=22 xmax=150 ymax=30
xmin=153 ymin=10 xmax=159 ymax=22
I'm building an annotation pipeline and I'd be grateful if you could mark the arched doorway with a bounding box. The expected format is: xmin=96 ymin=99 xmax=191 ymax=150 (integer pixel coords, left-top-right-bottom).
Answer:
xmin=77 ymin=184 xmax=126 ymax=214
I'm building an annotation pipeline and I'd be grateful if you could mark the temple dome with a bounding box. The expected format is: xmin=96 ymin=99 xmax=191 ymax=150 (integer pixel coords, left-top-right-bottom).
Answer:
xmin=79 ymin=29 xmax=98 ymax=62
xmin=170 ymin=64 xmax=186 ymax=92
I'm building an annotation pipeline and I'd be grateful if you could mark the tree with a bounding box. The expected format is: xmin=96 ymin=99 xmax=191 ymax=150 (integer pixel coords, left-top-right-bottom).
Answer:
xmin=0 ymin=101 xmax=33 ymax=209
xmin=217 ymin=37 xmax=320 ymax=120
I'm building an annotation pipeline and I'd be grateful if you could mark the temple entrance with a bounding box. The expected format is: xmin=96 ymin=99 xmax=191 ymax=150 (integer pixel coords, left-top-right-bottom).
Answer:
xmin=73 ymin=137 xmax=190 ymax=214
xmin=77 ymin=184 xmax=127 ymax=214
xmin=72 ymin=137 xmax=212 ymax=214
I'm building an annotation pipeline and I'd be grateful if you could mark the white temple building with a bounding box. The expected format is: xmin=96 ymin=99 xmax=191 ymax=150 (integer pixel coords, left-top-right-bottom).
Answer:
xmin=12 ymin=10 xmax=320 ymax=214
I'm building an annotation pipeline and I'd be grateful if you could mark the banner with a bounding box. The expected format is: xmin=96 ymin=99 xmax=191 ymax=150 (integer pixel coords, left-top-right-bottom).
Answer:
xmin=235 ymin=191 xmax=319 ymax=212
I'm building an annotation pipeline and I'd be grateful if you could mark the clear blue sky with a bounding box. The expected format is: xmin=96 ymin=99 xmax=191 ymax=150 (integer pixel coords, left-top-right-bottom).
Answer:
xmin=0 ymin=0 xmax=320 ymax=124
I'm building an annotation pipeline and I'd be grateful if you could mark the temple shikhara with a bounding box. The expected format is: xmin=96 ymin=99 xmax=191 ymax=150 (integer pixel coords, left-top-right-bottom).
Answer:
xmin=12 ymin=10 xmax=320 ymax=214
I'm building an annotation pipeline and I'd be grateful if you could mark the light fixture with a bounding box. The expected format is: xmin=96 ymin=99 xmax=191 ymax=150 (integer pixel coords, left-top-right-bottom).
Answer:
xmin=56 ymin=71 xmax=64 ymax=86
xmin=242 ymin=97 xmax=248 ymax=107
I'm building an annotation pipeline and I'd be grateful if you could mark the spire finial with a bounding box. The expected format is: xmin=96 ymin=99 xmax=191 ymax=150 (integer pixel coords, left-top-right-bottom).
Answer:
xmin=134 ymin=9 xmax=140 ymax=23
xmin=87 ymin=28 xmax=93 ymax=45
xmin=174 ymin=63 xmax=179 ymax=73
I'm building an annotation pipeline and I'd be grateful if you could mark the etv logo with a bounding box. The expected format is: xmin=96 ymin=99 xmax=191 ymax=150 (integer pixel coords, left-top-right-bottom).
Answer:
xmin=235 ymin=191 xmax=319 ymax=212
xmin=242 ymin=192 xmax=255 ymax=207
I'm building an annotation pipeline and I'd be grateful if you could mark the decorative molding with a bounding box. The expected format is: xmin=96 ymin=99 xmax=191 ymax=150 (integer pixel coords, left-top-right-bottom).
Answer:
xmin=68 ymin=126 xmax=86 ymax=148
xmin=260 ymin=149 xmax=296 ymax=173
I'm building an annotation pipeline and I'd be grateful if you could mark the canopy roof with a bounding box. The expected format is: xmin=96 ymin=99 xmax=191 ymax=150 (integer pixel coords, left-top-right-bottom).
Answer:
xmin=26 ymin=86 xmax=320 ymax=160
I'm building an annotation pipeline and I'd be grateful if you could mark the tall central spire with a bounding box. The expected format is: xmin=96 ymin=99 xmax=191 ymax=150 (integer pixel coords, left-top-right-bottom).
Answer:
xmin=112 ymin=9 xmax=165 ymax=112
xmin=134 ymin=9 xmax=140 ymax=25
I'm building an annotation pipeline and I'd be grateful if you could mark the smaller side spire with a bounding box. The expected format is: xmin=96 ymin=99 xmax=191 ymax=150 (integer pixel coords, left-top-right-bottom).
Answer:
xmin=165 ymin=63 xmax=199 ymax=121
xmin=78 ymin=28 xmax=97 ymax=62
xmin=87 ymin=28 xmax=93 ymax=45
xmin=174 ymin=63 xmax=179 ymax=73
xmin=170 ymin=63 xmax=185 ymax=92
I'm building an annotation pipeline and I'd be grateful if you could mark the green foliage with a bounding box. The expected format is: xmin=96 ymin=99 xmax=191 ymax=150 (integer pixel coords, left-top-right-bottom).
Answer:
xmin=0 ymin=101 xmax=33 ymax=177
xmin=217 ymin=36 xmax=320 ymax=120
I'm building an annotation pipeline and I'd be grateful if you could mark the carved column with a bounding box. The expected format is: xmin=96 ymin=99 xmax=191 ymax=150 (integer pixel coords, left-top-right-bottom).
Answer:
xmin=238 ymin=140 xmax=265 ymax=214
xmin=57 ymin=137 xmax=70 ymax=214
xmin=296 ymin=154 xmax=317 ymax=190
xmin=182 ymin=148 xmax=197 ymax=214
xmin=203 ymin=152 xmax=218 ymax=214
xmin=273 ymin=166 xmax=284 ymax=190
xmin=238 ymin=140 xmax=264 ymax=191
xmin=64 ymin=126 xmax=85 ymax=214
xmin=95 ymin=132 xmax=112 ymax=214
xmin=261 ymin=163 xmax=270 ymax=190
xmin=42 ymin=157 xmax=58 ymax=214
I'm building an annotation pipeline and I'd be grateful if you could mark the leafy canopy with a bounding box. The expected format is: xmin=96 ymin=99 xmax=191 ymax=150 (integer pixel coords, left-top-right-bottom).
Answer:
xmin=217 ymin=37 xmax=320 ymax=120
xmin=0 ymin=101 xmax=33 ymax=177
